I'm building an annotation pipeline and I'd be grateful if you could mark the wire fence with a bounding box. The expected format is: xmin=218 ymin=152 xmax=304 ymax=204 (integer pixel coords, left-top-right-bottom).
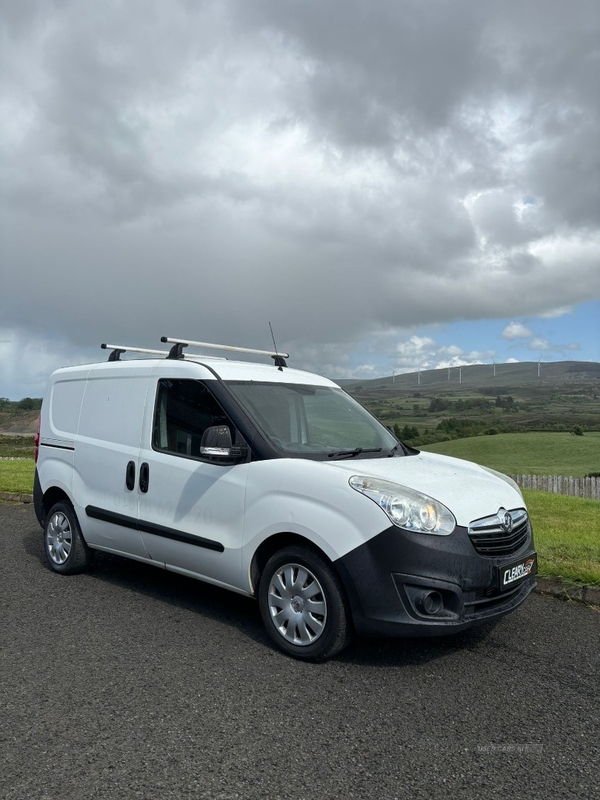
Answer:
xmin=510 ymin=475 xmax=600 ymax=500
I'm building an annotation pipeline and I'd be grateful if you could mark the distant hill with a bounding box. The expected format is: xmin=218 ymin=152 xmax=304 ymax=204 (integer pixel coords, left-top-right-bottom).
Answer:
xmin=338 ymin=360 xmax=600 ymax=393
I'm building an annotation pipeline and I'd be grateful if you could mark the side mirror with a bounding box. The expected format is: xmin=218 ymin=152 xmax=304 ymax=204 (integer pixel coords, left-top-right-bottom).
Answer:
xmin=200 ymin=426 xmax=247 ymax=462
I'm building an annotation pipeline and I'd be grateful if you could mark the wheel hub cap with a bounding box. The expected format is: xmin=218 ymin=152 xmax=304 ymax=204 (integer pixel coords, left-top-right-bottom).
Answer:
xmin=267 ymin=563 xmax=327 ymax=646
xmin=46 ymin=512 xmax=73 ymax=565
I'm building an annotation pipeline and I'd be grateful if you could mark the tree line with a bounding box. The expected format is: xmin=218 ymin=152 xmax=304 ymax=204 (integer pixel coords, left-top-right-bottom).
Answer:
xmin=0 ymin=397 xmax=42 ymax=411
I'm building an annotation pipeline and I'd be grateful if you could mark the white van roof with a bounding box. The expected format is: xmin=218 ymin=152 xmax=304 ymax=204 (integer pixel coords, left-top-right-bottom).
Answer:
xmin=50 ymin=356 xmax=338 ymax=388
xmin=48 ymin=336 xmax=339 ymax=388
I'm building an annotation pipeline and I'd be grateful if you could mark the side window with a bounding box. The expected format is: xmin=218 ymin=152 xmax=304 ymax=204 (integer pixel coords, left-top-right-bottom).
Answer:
xmin=153 ymin=379 xmax=233 ymax=459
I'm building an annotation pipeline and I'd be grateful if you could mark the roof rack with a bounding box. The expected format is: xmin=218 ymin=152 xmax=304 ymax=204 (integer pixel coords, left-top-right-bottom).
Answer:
xmin=101 ymin=343 xmax=169 ymax=362
xmin=161 ymin=336 xmax=288 ymax=367
xmin=99 ymin=338 xmax=289 ymax=367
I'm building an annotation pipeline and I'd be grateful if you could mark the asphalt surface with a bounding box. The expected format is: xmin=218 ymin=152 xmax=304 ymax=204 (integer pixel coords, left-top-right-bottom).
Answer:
xmin=2 ymin=505 xmax=599 ymax=800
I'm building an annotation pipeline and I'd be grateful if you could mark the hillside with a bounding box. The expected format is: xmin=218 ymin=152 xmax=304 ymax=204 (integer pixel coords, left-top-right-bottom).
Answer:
xmin=340 ymin=360 xmax=600 ymax=391
xmin=342 ymin=360 xmax=600 ymax=441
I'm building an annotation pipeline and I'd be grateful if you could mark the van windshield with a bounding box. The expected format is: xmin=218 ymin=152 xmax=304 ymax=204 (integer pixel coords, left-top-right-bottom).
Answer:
xmin=226 ymin=381 xmax=399 ymax=458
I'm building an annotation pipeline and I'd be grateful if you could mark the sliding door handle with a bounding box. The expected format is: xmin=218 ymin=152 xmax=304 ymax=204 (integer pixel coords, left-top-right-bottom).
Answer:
xmin=125 ymin=461 xmax=135 ymax=491
xmin=139 ymin=462 xmax=150 ymax=493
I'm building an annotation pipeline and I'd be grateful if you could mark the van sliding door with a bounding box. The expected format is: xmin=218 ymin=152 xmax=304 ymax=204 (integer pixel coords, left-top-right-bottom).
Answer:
xmin=74 ymin=368 xmax=151 ymax=560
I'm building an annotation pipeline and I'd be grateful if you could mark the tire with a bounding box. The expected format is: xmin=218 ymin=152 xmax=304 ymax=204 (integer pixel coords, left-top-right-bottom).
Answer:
xmin=43 ymin=501 xmax=92 ymax=575
xmin=258 ymin=545 xmax=352 ymax=661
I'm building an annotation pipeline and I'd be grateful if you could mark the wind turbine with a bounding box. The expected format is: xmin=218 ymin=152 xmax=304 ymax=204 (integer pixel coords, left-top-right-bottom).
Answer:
xmin=417 ymin=367 xmax=422 ymax=386
xmin=448 ymin=367 xmax=451 ymax=381
xmin=458 ymin=366 xmax=462 ymax=385
xmin=493 ymin=359 xmax=496 ymax=378
xmin=537 ymin=359 xmax=542 ymax=378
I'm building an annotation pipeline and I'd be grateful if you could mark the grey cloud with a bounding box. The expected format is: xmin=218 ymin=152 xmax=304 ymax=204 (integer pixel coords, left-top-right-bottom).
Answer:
xmin=241 ymin=0 xmax=600 ymax=218
xmin=469 ymin=192 xmax=536 ymax=247
xmin=1 ymin=0 xmax=599 ymax=385
xmin=239 ymin=0 xmax=485 ymax=138
xmin=528 ymin=121 xmax=600 ymax=229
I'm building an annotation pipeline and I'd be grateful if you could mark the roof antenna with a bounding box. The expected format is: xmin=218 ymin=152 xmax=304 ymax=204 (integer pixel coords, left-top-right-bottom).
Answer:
xmin=269 ymin=322 xmax=286 ymax=370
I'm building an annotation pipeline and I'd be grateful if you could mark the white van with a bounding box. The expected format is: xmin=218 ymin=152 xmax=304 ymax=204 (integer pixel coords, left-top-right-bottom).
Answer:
xmin=34 ymin=337 xmax=536 ymax=660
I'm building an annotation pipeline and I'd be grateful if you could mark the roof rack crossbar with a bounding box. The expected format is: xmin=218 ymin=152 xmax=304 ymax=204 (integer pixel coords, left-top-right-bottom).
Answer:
xmin=101 ymin=343 xmax=169 ymax=362
xmin=161 ymin=336 xmax=289 ymax=363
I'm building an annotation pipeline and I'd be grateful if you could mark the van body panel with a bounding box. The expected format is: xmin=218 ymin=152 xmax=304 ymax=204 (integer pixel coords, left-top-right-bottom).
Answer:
xmin=241 ymin=459 xmax=390 ymax=566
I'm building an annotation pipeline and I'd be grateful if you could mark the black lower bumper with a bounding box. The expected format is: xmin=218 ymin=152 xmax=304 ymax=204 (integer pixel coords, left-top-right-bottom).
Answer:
xmin=335 ymin=523 xmax=536 ymax=637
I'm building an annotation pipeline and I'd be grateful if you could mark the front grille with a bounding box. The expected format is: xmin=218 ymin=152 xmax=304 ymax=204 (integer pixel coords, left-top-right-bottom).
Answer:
xmin=468 ymin=508 xmax=530 ymax=557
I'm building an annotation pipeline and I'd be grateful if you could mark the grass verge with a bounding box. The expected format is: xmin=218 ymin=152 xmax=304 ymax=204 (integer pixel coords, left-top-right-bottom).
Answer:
xmin=0 ymin=460 xmax=35 ymax=494
xmin=523 ymin=490 xmax=600 ymax=586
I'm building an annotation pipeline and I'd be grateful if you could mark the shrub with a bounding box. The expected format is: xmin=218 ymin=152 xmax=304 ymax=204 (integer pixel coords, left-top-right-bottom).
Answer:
xmin=394 ymin=423 xmax=419 ymax=441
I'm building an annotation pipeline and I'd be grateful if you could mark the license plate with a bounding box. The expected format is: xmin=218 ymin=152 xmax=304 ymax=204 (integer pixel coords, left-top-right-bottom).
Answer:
xmin=499 ymin=553 xmax=537 ymax=590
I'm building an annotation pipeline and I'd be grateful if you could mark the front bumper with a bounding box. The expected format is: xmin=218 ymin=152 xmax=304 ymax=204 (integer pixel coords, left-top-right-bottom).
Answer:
xmin=334 ymin=522 xmax=536 ymax=637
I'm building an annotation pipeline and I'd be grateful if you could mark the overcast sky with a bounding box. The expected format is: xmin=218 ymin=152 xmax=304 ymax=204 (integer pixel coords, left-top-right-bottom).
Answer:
xmin=1 ymin=0 xmax=599 ymax=398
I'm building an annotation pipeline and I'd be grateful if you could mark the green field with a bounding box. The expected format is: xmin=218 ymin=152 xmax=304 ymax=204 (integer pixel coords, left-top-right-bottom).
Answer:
xmin=419 ymin=431 xmax=600 ymax=476
xmin=524 ymin=490 xmax=600 ymax=585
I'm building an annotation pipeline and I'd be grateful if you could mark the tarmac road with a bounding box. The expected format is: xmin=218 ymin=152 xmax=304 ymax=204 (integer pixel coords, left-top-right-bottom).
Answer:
xmin=1 ymin=504 xmax=598 ymax=800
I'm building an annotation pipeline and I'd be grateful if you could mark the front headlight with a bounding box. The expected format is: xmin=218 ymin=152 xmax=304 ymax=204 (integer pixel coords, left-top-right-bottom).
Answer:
xmin=349 ymin=476 xmax=456 ymax=535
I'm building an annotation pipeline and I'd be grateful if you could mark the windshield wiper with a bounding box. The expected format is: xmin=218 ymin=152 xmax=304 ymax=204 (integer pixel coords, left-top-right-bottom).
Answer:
xmin=327 ymin=447 xmax=382 ymax=460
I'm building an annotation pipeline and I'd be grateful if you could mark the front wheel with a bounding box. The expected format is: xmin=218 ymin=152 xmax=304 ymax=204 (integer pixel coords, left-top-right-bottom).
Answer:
xmin=44 ymin=501 xmax=92 ymax=575
xmin=258 ymin=545 xmax=352 ymax=661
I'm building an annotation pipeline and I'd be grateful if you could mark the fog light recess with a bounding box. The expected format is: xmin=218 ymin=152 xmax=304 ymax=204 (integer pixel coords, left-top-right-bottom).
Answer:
xmin=416 ymin=590 xmax=444 ymax=616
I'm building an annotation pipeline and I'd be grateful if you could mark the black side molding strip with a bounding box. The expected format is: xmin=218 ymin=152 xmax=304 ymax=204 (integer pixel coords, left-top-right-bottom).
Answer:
xmin=40 ymin=442 xmax=75 ymax=452
xmin=86 ymin=506 xmax=138 ymax=531
xmin=85 ymin=506 xmax=225 ymax=553
xmin=138 ymin=519 xmax=225 ymax=552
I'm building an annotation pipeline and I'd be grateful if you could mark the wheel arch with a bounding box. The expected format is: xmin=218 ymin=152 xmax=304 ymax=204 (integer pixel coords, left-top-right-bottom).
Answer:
xmin=250 ymin=532 xmax=336 ymax=596
xmin=39 ymin=486 xmax=74 ymax=525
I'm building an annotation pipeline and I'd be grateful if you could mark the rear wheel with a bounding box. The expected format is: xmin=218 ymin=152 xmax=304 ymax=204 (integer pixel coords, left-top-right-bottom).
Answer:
xmin=258 ymin=545 xmax=352 ymax=661
xmin=44 ymin=502 xmax=92 ymax=575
